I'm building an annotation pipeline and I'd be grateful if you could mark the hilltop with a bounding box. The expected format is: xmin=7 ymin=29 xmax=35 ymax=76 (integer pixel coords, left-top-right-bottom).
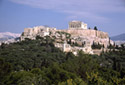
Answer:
xmin=21 ymin=21 xmax=114 ymax=55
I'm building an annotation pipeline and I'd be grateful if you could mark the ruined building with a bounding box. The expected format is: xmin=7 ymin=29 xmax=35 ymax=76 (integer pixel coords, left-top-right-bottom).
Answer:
xmin=69 ymin=20 xmax=87 ymax=30
xmin=21 ymin=26 xmax=56 ymax=41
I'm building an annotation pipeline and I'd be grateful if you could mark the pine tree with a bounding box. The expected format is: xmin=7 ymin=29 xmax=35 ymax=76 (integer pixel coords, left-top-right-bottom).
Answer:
xmin=94 ymin=26 xmax=98 ymax=30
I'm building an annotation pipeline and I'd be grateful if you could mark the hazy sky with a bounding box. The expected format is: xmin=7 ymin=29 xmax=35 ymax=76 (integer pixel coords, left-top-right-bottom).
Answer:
xmin=0 ymin=0 xmax=125 ymax=36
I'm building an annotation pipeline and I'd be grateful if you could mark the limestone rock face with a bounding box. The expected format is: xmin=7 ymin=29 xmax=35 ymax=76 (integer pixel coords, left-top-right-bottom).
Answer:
xmin=61 ymin=29 xmax=109 ymax=39
xmin=59 ymin=29 xmax=112 ymax=50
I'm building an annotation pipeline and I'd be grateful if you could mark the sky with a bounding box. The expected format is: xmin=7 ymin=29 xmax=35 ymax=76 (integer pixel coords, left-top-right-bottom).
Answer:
xmin=0 ymin=0 xmax=125 ymax=36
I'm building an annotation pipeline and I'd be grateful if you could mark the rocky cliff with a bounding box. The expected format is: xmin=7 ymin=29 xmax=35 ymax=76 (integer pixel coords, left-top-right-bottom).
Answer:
xmin=21 ymin=26 xmax=114 ymax=55
xmin=61 ymin=29 xmax=108 ymax=38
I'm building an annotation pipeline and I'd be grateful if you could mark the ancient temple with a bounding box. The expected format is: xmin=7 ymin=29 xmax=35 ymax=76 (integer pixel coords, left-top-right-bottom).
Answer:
xmin=68 ymin=20 xmax=87 ymax=30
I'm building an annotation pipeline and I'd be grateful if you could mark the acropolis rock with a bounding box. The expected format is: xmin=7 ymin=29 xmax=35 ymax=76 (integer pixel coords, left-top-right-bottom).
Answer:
xmin=20 ymin=21 xmax=114 ymax=55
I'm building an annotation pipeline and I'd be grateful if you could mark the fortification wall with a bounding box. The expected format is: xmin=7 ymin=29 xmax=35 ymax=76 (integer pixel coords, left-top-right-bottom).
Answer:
xmin=60 ymin=29 xmax=109 ymax=39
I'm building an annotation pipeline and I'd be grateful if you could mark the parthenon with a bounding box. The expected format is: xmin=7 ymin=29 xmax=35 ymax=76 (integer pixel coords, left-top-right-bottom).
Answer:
xmin=68 ymin=20 xmax=87 ymax=30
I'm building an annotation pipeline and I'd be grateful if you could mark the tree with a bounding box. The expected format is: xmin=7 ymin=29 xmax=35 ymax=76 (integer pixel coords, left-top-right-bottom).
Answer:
xmin=0 ymin=34 xmax=125 ymax=84
xmin=0 ymin=58 xmax=12 ymax=84
xmin=88 ymin=27 xmax=91 ymax=29
xmin=58 ymin=78 xmax=87 ymax=85
xmin=94 ymin=26 xmax=98 ymax=30
xmin=91 ymin=42 xmax=102 ymax=49
xmin=0 ymin=43 xmax=6 ymax=49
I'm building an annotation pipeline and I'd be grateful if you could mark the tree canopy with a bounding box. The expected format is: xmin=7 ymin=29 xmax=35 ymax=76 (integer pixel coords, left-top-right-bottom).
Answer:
xmin=0 ymin=36 xmax=125 ymax=85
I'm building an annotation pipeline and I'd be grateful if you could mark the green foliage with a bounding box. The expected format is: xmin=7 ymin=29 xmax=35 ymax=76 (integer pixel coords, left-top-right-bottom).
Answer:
xmin=94 ymin=26 xmax=98 ymax=30
xmin=0 ymin=58 xmax=12 ymax=85
xmin=88 ymin=27 xmax=91 ymax=29
xmin=58 ymin=78 xmax=87 ymax=85
xmin=86 ymin=72 xmax=109 ymax=85
xmin=108 ymin=44 xmax=115 ymax=49
xmin=4 ymin=71 xmax=34 ymax=85
xmin=0 ymin=36 xmax=125 ymax=84
xmin=0 ymin=36 xmax=66 ymax=71
xmin=91 ymin=42 xmax=103 ymax=49
xmin=61 ymin=51 xmax=99 ymax=81
xmin=42 ymin=63 xmax=77 ymax=84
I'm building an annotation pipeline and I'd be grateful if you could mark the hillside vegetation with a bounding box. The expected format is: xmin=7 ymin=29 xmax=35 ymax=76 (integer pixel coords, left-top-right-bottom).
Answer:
xmin=0 ymin=36 xmax=125 ymax=85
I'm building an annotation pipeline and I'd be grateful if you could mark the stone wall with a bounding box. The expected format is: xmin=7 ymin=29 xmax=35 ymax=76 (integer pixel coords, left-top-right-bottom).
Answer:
xmin=61 ymin=29 xmax=109 ymax=39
